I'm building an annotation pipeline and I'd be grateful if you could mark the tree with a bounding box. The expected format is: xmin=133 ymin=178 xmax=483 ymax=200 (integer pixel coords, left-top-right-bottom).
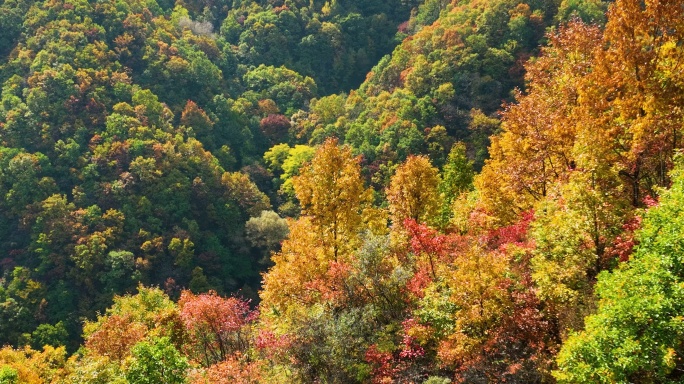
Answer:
xmin=0 ymin=366 xmax=18 ymax=384
xmin=476 ymin=21 xmax=603 ymax=224
xmin=178 ymin=290 xmax=255 ymax=367
xmin=242 ymin=65 xmax=317 ymax=115
xmin=82 ymin=286 xmax=179 ymax=362
xmin=180 ymin=100 xmax=214 ymax=146
xmin=245 ymin=210 xmax=289 ymax=251
xmin=85 ymin=314 xmax=148 ymax=362
xmin=189 ymin=356 xmax=262 ymax=384
xmin=572 ymin=0 xmax=684 ymax=207
xmin=126 ymin=337 xmax=188 ymax=384
xmin=259 ymin=114 xmax=290 ymax=145
xmin=293 ymin=138 xmax=372 ymax=260
xmin=555 ymin=159 xmax=684 ymax=383
xmin=260 ymin=217 xmax=329 ymax=310
xmin=0 ymin=267 xmax=45 ymax=347
xmin=28 ymin=322 xmax=69 ymax=350
xmin=438 ymin=143 xmax=474 ymax=227
xmin=402 ymin=214 xmax=555 ymax=382
xmin=263 ymin=143 xmax=316 ymax=205
xmin=555 ymin=0 xmax=609 ymax=25
xmin=531 ymin=164 xmax=627 ymax=331
xmin=0 ymin=345 xmax=67 ymax=383
xmin=386 ymin=155 xmax=440 ymax=226
xmin=221 ymin=172 xmax=271 ymax=217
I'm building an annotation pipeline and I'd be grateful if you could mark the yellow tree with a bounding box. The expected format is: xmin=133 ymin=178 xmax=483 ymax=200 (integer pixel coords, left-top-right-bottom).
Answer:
xmin=259 ymin=140 xmax=384 ymax=381
xmin=292 ymin=137 xmax=372 ymax=260
xmin=434 ymin=244 xmax=512 ymax=369
xmin=476 ymin=21 xmax=603 ymax=223
xmin=386 ymin=155 xmax=441 ymax=226
xmin=0 ymin=346 xmax=67 ymax=384
xmin=576 ymin=0 xmax=684 ymax=207
xmin=259 ymin=217 xmax=331 ymax=311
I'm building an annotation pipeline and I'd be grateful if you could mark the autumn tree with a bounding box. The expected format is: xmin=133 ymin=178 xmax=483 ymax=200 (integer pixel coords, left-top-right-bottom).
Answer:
xmin=476 ymin=21 xmax=603 ymax=224
xmin=259 ymin=114 xmax=291 ymax=145
xmin=259 ymin=170 xmax=384 ymax=312
xmin=82 ymin=286 xmax=179 ymax=363
xmin=292 ymin=138 xmax=373 ymax=260
xmin=406 ymin=213 xmax=557 ymax=382
xmin=259 ymin=217 xmax=329 ymax=310
xmin=0 ymin=345 xmax=67 ymax=384
xmin=178 ymin=290 xmax=255 ymax=367
xmin=387 ymin=155 xmax=440 ymax=226
xmin=577 ymin=0 xmax=684 ymax=207
xmin=189 ymin=356 xmax=262 ymax=384
xmin=84 ymin=314 xmax=147 ymax=363
xmin=261 ymin=227 xmax=414 ymax=383
xmin=180 ymin=100 xmax=214 ymax=148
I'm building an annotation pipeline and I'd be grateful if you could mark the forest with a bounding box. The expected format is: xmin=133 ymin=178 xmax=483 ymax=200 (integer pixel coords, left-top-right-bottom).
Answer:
xmin=0 ymin=0 xmax=683 ymax=382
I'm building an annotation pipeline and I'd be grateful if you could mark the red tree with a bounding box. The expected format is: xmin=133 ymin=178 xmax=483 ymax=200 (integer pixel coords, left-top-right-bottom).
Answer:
xmin=178 ymin=290 xmax=257 ymax=366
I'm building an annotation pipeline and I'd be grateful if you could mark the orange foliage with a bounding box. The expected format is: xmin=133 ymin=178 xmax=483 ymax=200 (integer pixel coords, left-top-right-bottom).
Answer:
xmin=189 ymin=354 xmax=263 ymax=384
xmin=0 ymin=346 xmax=67 ymax=383
xmin=84 ymin=314 xmax=147 ymax=361
xmin=476 ymin=21 xmax=603 ymax=223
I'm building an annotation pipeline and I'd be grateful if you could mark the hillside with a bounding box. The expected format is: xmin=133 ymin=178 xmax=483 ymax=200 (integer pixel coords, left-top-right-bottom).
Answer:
xmin=1 ymin=0 xmax=684 ymax=382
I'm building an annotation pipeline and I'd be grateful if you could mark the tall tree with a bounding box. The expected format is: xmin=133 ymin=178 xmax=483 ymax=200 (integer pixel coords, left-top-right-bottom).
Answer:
xmin=476 ymin=20 xmax=603 ymax=224
xmin=578 ymin=0 xmax=684 ymax=207
xmin=386 ymin=155 xmax=440 ymax=226
xmin=293 ymin=138 xmax=373 ymax=260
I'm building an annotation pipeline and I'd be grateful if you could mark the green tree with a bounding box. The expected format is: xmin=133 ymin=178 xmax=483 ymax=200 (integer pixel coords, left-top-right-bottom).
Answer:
xmin=264 ymin=143 xmax=316 ymax=204
xmin=555 ymin=0 xmax=609 ymax=25
xmin=245 ymin=210 xmax=289 ymax=251
xmin=126 ymin=337 xmax=188 ymax=384
xmin=29 ymin=322 xmax=69 ymax=349
xmin=555 ymin=159 xmax=684 ymax=383
xmin=0 ymin=366 xmax=18 ymax=384
xmin=438 ymin=143 xmax=474 ymax=228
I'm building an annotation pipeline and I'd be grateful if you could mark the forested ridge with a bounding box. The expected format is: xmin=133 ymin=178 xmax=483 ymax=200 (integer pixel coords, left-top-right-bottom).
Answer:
xmin=0 ymin=0 xmax=683 ymax=382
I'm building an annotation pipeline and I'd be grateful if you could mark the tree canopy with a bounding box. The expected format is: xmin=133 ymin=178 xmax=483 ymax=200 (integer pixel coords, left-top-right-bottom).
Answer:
xmin=3 ymin=0 xmax=684 ymax=382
